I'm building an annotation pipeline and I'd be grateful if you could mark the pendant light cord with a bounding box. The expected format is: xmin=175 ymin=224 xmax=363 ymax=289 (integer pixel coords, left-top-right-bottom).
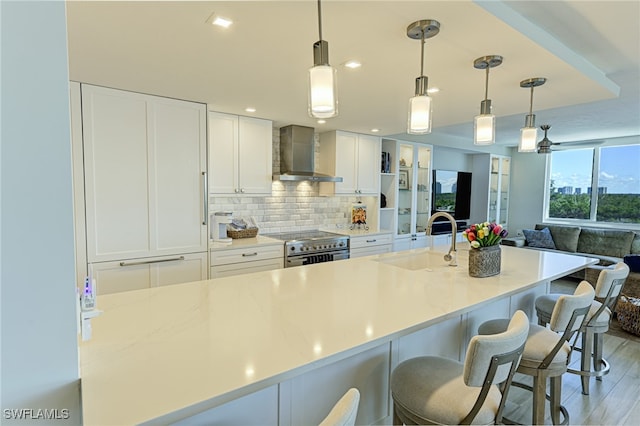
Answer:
xmin=317 ymin=0 xmax=323 ymax=41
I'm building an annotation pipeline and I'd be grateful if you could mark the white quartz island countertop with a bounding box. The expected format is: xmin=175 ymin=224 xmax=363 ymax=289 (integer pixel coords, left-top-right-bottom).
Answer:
xmin=79 ymin=246 xmax=597 ymax=425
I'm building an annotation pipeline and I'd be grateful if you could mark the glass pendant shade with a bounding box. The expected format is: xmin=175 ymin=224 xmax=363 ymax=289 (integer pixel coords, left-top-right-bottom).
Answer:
xmin=407 ymin=94 xmax=432 ymax=134
xmin=519 ymin=127 xmax=538 ymax=152
xmin=474 ymin=114 xmax=495 ymax=145
xmin=308 ymin=65 xmax=338 ymax=118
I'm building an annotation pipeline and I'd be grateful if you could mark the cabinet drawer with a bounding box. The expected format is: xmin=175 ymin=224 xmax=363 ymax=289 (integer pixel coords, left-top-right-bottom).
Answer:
xmin=350 ymin=233 xmax=393 ymax=249
xmin=350 ymin=244 xmax=392 ymax=259
xmin=210 ymin=258 xmax=284 ymax=278
xmin=210 ymin=244 xmax=283 ymax=266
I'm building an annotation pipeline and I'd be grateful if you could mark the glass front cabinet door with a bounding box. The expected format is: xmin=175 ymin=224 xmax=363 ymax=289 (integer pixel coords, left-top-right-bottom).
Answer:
xmin=471 ymin=154 xmax=510 ymax=229
xmin=395 ymin=142 xmax=432 ymax=251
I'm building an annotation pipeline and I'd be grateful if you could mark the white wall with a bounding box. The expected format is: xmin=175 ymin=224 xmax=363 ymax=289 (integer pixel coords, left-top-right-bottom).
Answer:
xmin=432 ymin=146 xmax=473 ymax=172
xmin=1 ymin=1 xmax=80 ymax=423
xmin=507 ymin=148 xmax=548 ymax=235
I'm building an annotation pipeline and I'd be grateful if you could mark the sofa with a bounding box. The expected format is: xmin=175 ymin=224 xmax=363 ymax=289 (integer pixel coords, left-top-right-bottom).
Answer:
xmin=519 ymin=224 xmax=640 ymax=300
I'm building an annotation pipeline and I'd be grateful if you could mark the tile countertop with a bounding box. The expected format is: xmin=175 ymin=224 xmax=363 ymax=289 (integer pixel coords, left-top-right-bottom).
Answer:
xmin=79 ymin=246 xmax=597 ymax=425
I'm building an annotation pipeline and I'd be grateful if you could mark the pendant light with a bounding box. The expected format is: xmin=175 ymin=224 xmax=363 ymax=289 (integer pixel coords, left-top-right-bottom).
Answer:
xmin=406 ymin=19 xmax=440 ymax=135
xmin=473 ymin=55 xmax=502 ymax=145
xmin=308 ymin=0 xmax=337 ymax=118
xmin=518 ymin=77 xmax=546 ymax=152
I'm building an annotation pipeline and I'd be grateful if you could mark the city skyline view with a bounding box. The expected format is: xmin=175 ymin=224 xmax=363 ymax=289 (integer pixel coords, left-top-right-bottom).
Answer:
xmin=550 ymin=145 xmax=640 ymax=195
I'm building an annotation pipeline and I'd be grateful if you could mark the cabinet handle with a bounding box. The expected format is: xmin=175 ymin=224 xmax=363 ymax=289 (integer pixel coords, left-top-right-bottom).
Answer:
xmin=235 ymin=188 xmax=239 ymax=193
xmin=119 ymin=256 xmax=185 ymax=267
xmin=242 ymin=252 xmax=258 ymax=257
xmin=201 ymin=172 xmax=208 ymax=225
xmin=240 ymin=188 xmax=245 ymax=193
xmin=366 ymin=239 xmax=377 ymax=243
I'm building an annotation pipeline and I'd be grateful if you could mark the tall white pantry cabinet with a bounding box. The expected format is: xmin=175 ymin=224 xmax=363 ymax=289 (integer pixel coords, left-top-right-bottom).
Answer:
xmin=71 ymin=83 xmax=208 ymax=295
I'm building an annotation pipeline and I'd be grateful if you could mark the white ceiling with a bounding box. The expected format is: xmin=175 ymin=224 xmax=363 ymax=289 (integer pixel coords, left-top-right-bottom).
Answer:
xmin=66 ymin=0 xmax=640 ymax=149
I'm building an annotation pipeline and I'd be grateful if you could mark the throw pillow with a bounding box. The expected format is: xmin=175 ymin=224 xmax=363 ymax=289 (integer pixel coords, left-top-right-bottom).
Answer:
xmin=535 ymin=224 xmax=580 ymax=252
xmin=523 ymin=227 xmax=557 ymax=249
xmin=624 ymin=254 xmax=640 ymax=273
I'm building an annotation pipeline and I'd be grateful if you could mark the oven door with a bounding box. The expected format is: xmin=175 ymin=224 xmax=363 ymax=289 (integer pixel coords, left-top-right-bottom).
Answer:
xmin=285 ymin=251 xmax=349 ymax=268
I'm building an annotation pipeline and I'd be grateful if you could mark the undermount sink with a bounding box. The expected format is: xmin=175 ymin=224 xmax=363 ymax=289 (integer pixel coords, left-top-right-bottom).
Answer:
xmin=375 ymin=250 xmax=453 ymax=271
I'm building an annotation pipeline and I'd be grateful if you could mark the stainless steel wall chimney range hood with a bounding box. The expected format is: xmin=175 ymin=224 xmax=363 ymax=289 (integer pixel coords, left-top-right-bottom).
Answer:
xmin=273 ymin=125 xmax=343 ymax=182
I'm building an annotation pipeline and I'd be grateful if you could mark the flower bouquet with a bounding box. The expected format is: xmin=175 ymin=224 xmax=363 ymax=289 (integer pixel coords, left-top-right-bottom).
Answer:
xmin=462 ymin=222 xmax=508 ymax=248
xmin=462 ymin=222 xmax=508 ymax=277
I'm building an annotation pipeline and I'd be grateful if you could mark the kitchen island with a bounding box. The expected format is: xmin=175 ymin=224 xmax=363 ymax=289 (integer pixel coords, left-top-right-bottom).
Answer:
xmin=79 ymin=246 xmax=597 ymax=425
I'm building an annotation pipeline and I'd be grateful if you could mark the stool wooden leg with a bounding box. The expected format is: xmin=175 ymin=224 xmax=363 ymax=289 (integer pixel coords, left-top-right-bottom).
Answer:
xmin=594 ymin=331 xmax=604 ymax=382
xmin=550 ymin=376 xmax=562 ymax=425
xmin=581 ymin=331 xmax=594 ymax=395
xmin=532 ymin=374 xmax=546 ymax=425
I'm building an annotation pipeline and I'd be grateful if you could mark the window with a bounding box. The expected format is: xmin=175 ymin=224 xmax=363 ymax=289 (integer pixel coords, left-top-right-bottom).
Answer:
xmin=546 ymin=144 xmax=640 ymax=224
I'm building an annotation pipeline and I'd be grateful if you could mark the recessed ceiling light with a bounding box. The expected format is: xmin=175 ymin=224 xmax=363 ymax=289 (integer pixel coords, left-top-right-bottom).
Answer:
xmin=427 ymin=87 xmax=440 ymax=94
xmin=317 ymin=119 xmax=326 ymax=124
xmin=371 ymin=128 xmax=380 ymax=133
xmin=210 ymin=14 xmax=233 ymax=28
xmin=245 ymin=107 xmax=256 ymax=113
xmin=344 ymin=60 xmax=362 ymax=69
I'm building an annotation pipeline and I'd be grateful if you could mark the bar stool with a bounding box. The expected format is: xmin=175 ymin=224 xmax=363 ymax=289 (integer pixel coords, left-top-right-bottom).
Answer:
xmin=478 ymin=281 xmax=595 ymax=425
xmin=319 ymin=388 xmax=360 ymax=426
xmin=535 ymin=262 xmax=630 ymax=395
xmin=391 ymin=310 xmax=529 ymax=425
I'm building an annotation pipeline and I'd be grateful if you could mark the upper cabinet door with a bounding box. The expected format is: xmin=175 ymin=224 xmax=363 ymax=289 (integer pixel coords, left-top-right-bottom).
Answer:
xmin=209 ymin=112 xmax=239 ymax=194
xmin=82 ymin=85 xmax=207 ymax=262
xmin=208 ymin=112 xmax=272 ymax=195
xmin=334 ymin=131 xmax=359 ymax=194
xmin=319 ymin=130 xmax=380 ymax=195
xmin=355 ymin=134 xmax=381 ymax=195
xmin=238 ymin=116 xmax=273 ymax=194
xmin=149 ymin=98 xmax=207 ymax=253
xmin=82 ymin=85 xmax=151 ymax=261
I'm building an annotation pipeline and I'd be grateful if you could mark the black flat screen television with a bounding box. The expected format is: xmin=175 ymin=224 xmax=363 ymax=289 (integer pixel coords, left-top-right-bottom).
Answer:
xmin=431 ymin=170 xmax=472 ymax=221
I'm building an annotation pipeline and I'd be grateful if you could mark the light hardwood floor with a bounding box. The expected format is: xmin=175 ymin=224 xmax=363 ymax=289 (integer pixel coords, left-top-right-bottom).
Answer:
xmin=500 ymin=277 xmax=640 ymax=425
xmin=502 ymin=333 xmax=640 ymax=425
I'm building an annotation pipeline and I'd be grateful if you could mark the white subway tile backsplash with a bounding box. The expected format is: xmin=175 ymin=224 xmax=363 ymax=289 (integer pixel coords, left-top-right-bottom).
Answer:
xmin=210 ymin=182 xmax=356 ymax=232
xmin=209 ymin=127 xmax=362 ymax=232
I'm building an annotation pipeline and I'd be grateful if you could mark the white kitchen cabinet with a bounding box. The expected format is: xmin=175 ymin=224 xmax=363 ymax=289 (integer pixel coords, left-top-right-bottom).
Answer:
xmin=208 ymin=111 xmax=272 ymax=195
xmin=210 ymin=242 xmax=283 ymax=278
xmin=350 ymin=233 xmax=393 ymax=258
xmin=318 ymin=130 xmax=381 ymax=195
xmin=379 ymin=139 xmax=398 ymax=233
xmin=392 ymin=235 xmax=429 ymax=252
xmin=81 ymin=84 xmax=208 ymax=264
xmin=89 ymin=252 xmax=208 ymax=295
xmin=470 ymin=154 xmax=511 ymax=227
xmin=429 ymin=232 xmax=465 ymax=247
xmin=381 ymin=140 xmax=432 ymax=251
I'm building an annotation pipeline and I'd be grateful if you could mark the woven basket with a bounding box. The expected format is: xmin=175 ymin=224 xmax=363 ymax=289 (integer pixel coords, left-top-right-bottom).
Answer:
xmin=226 ymin=227 xmax=259 ymax=239
xmin=616 ymin=295 xmax=640 ymax=336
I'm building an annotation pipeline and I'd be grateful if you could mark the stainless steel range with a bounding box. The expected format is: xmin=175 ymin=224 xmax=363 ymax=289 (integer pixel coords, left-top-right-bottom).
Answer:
xmin=266 ymin=230 xmax=349 ymax=268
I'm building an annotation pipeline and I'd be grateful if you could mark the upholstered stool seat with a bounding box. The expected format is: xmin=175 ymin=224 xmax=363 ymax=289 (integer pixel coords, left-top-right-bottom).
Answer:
xmin=534 ymin=262 xmax=629 ymax=395
xmin=478 ymin=320 xmax=571 ymax=369
xmin=392 ymin=356 xmax=503 ymax=425
xmin=391 ymin=311 xmax=529 ymax=425
xmin=478 ymin=281 xmax=595 ymax=425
